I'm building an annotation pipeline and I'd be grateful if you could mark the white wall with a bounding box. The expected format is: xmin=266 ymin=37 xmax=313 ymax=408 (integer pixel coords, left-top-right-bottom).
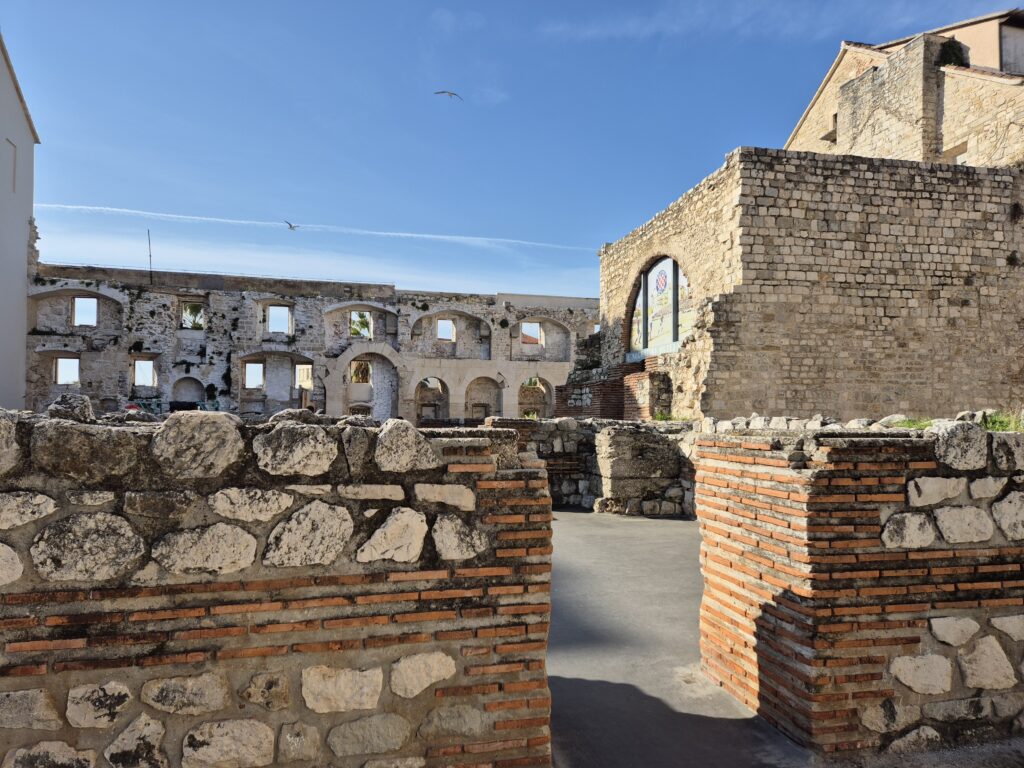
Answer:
xmin=0 ymin=37 xmax=35 ymax=409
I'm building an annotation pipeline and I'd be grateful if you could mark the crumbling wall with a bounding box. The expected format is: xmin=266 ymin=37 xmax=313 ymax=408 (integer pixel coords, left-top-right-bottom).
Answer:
xmin=697 ymin=424 xmax=1024 ymax=755
xmin=0 ymin=408 xmax=553 ymax=767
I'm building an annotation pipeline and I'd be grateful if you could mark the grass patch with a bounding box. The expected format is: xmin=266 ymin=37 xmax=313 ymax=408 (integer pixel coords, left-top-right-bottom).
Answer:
xmin=892 ymin=418 xmax=933 ymax=429
xmin=984 ymin=411 xmax=1024 ymax=432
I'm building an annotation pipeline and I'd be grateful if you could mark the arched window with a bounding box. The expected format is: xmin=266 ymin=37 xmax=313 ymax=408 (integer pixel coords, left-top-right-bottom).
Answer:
xmin=629 ymin=257 xmax=696 ymax=357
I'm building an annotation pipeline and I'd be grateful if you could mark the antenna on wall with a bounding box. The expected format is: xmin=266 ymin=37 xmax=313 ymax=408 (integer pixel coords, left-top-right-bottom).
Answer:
xmin=147 ymin=229 xmax=153 ymax=285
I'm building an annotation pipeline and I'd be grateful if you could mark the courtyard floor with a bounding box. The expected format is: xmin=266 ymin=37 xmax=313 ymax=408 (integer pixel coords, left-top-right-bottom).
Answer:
xmin=547 ymin=511 xmax=1024 ymax=768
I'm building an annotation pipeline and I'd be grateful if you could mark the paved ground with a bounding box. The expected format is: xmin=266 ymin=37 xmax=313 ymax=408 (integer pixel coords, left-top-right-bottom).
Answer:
xmin=546 ymin=511 xmax=1024 ymax=768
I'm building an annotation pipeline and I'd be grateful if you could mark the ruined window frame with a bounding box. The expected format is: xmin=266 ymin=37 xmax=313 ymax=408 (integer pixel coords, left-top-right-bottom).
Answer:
xmin=520 ymin=321 xmax=544 ymax=347
xmin=244 ymin=362 xmax=266 ymax=390
xmin=629 ymin=257 xmax=695 ymax=357
xmin=350 ymin=360 xmax=372 ymax=384
xmin=436 ymin=318 xmax=456 ymax=342
xmin=54 ymin=356 xmax=80 ymax=386
xmin=266 ymin=305 xmax=293 ymax=335
xmin=294 ymin=363 xmax=313 ymax=391
xmin=72 ymin=297 xmax=98 ymax=327
xmin=180 ymin=302 xmax=207 ymax=331
xmin=350 ymin=310 xmax=373 ymax=340
xmin=132 ymin=359 xmax=157 ymax=388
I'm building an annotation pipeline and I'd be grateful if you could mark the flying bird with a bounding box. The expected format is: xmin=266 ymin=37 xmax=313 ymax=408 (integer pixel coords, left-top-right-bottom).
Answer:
xmin=435 ymin=90 xmax=463 ymax=101
xmin=284 ymin=221 xmax=299 ymax=231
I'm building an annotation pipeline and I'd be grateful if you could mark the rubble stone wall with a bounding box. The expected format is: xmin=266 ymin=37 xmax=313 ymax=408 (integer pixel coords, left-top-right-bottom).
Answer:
xmin=697 ymin=424 xmax=1024 ymax=755
xmin=0 ymin=410 xmax=552 ymax=767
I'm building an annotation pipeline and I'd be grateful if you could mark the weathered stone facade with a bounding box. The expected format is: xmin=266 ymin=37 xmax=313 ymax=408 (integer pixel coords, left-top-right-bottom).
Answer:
xmin=0 ymin=407 xmax=553 ymax=766
xmin=27 ymin=262 xmax=598 ymax=423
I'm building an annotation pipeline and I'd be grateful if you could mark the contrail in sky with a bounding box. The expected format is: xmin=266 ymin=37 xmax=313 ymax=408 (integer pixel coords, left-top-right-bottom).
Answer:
xmin=36 ymin=204 xmax=594 ymax=253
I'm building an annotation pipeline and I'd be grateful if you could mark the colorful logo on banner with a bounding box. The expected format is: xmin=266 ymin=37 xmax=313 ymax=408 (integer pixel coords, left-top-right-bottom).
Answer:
xmin=655 ymin=269 xmax=668 ymax=294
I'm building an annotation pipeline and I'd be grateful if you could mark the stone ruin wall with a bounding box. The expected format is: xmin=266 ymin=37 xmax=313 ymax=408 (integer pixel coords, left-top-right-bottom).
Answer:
xmin=27 ymin=264 xmax=598 ymax=423
xmin=697 ymin=423 xmax=1024 ymax=756
xmin=0 ymin=409 xmax=553 ymax=767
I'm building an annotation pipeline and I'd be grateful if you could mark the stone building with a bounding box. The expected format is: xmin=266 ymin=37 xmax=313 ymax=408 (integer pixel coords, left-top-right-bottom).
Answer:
xmin=0 ymin=32 xmax=38 ymax=409
xmin=27 ymin=260 xmax=598 ymax=422
xmin=558 ymin=10 xmax=1024 ymax=423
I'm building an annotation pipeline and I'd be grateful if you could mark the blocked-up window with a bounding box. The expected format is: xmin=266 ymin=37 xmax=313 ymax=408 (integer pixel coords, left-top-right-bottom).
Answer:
xmin=55 ymin=357 xmax=80 ymax=385
xmin=267 ymin=305 xmax=292 ymax=334
xmin=472 ymin=404 xmax=488 ymax=419
xmin=436 ymin=319 xmax=455 ymax=341
xmin=73 ymin=297 xmax=98 ymax=327
xmin=521 ymin=322 xmax=543 ymax=346
xmin=244 ymin=362 xmax=265 ymax=389
xmin=294 ymin=364 xmax=313 ymax=390
xmin=181 ymin=303 xmax=206 ymax=330
xmin=350 ymin=311 xmax=373 ymax=339
xmin=133 ymin=360 xmax=156 ymax=387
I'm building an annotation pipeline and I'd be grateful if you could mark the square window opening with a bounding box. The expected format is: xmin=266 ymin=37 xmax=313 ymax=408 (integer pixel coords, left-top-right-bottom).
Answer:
xmin=244 ymin=362 xmax=265 ymax=389
xmin=55 ymin=357 xmax=80 ymax=386
xmin=294 ymin=363 xmax=313 ymax=391
xmin=181 ymin=303 xmax=206 ymax=330
xmin=521 ymin=322 xmax=543 ymax=346
xmin=350 ymin=311 xmax=373 ymax=339
xmin=133 ymin=360 xmax=156 ymax=387
xmin=350 ymin=360 xmax=372 ymax=384
xmin=267 ymin=305 xmax=292 ymax=334
xmin=73 ymin=297 xmax=98 ymax=327
xmin=436 ymin=318 xmax=456 ymax=342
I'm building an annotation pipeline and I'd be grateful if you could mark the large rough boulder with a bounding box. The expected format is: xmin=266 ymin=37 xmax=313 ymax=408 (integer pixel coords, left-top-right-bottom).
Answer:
xmin=278 ymin=722 xmax=319 ymax=763
xmin=66 ymin=681 xmax=132 ymax=728
xmin=993 ymin=492 xmax=1024 ymax=540
xmin=301 ymin=666 xmax=382 ymax=713
xmin=356 ymin=508 xmax=428 ymax=563
xmin=263 ymin=502 xmax=353 ymax=567
xmin=971 ymin=476 xmax=1007 ymax=500
xmin=431 ymin=514 xmax=488 ymax=561
xmin=415 ymin=484 xmax=475 ymax=511
xmin=152 ymin=523 xmax=257 ymax=575
xmin=0 ymin=543 xmax=22 ymax=587
xmin=1 ymin=742 xmax=96 ymax=768
xmin=860 ymin=699 xmax=921 ymax=733
xmin=0 ymin=492 xmax=56 ymax=530
xmin=140 ymin=672 xmax=231 ymax=715
xmin=887 ymin=726 xmax=942 ymax=754
xmin=907 ymin=477 xmax=965 ymax=507
xmin=47 ymin=392 xmax=95 ymax=422
xmin=890 ymin=655 xmax=952 ymax=694
xmin=596 ymin=427 xmax=680 ymax=479
xmin=959 ymin=636 xmax=1018 ymax=690
xmin=30 ymin=513 xmax=145 ymax=581
xmin=240 ymin=672 xmax=290 ymax=711
xmin=180 ymin=720 xmax=275 ymax=768
xmin=993 ymin=433 xmax=1024 ymax=473
xmin=0 ymin=411 xmax=20 ymax=476
xmin=104 ymin=714 xmax=168 ymax=768
xmin=881 ymin=512 xmax=936 ymax=549
xmin=927 ymin=421 xmax=989 ymax=470
xmin=374 ymin=419 xmax=443 ymax=473
xmin=0 ymin=689 xmax=63 ymax=730
xmin=390 ymin=652 xmax=457 ymax=698
xmin=418 ymin=705 xmax=488 ymax=737
xmin=326 ymin=714 xmax=412 ymax=757
xmin=32 ymin=420 xmax=145 ymax=483
xmin=209 ymin=488 xmax=293 ymax=523
xmin=343 ymin=426 xmax=374 ymax=479
xmin=151 ymin=411 xmax=245 ymax=480
xmin=933 ymin=505 xmax=994 ymax=544
xmin=930 ymin=616 xmax=980 ymax=647
xmin=991 ymin=615 xmax=1024 ymax=641
xmin=253 ymin=423 xmax=338 ymax=476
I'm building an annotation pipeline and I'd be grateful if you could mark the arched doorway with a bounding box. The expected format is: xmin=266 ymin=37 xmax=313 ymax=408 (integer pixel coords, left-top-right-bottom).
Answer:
xmin=415 ymin=377 xmax=450 ymax=425
xmin=171 ymin=377 xmax=206 ymax=410
xmin=348 ymin=353 xmax=398 ymax=422
xmin=519 ymin=377 xmax=554 ymax=419
xmin=465 ymin=377 xmax=502 ymax=422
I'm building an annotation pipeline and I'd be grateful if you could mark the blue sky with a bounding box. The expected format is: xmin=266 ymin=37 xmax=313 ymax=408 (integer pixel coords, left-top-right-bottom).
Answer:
xmin=1 ymin=1 xmax=1000 ymax=296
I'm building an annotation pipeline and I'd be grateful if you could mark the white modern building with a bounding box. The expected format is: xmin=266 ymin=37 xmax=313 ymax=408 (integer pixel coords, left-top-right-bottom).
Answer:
xmin=0 ymin=32 xmax=37 ymax=408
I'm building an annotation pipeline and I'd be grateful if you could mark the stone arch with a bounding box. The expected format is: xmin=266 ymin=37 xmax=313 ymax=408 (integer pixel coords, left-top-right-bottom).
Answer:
xmin=410 ymin=310 xmax=492 ymax=360
xmin=323 ymin=302 xmax=400 ymax=354
xmin=623 ymin=254 xmax=695 ymax=360
xmin=324 ymin=342 xmax=405 ymax=418
xmin=171 ymin=376 xmax=206 ymax=407
xmin=519 ymin=376 xmax=554 ymax=419
xmin=347 ymin=352 xmax=399 ymax=422
xmin=29 ymin=288 xmax=126 ymax=335
xmin=509 ymin=316 xmax=574 ymax=362
xmin=415 ymin=377 xmax=451 ymax=424
xmin=465 ymin=376 xmax=503 ymax=421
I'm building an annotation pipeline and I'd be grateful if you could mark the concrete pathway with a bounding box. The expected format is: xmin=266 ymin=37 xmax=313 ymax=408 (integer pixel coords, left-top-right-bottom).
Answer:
xmin=546 ymin=511 xmax=1024 ymax=768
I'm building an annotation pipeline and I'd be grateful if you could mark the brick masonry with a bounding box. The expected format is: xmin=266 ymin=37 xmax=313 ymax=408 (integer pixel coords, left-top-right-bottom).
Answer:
xmin=0 ymin=409 xmax=552 ymax=767
xmin=696 ymin=424 xmax=1024 ymax=755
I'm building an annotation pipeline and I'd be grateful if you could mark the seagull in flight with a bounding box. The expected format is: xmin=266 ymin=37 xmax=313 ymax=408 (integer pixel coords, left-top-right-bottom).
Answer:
xmin=284 ymin=221 xmax=299 ymax=231
xmin=435 ymin=90 xmax=463 ymax=101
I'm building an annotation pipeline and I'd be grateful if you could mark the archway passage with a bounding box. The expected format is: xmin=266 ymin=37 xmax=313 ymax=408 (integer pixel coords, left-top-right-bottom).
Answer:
xmin=348 ymin=353 xmax=398 ymax=422
xmin=519 ymin=377 xmax=554 ymax=419
xmin=465 ymin=376 xmax=503 ymax=424
xmin=170 ymin=376 xmax=206 ymax=411
xmin=415 ymin=377 xmax=450 ymax=425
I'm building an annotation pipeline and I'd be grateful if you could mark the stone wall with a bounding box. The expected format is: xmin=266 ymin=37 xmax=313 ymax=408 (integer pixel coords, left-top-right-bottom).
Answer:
xmin=0 ymin=408 xmax=553 ymax=767
xmin=697 ymin=423 xmax=1024 ymax=756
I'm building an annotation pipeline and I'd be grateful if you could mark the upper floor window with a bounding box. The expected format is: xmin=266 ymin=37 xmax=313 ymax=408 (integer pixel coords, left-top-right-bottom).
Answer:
xmin=181 ymin=303 xmax=206 ymax=330
xmin=267 ymin=305 xmax=293 ymax=334
xmin=521 ymin=321 xmax=543 ymax=346
xmin=73 ymin=297 xmax=98 ymax=327
xmin=437 ymin=318 xmax=456 ymax=342
xmin=55 ymin=357 xmax=80 ymax=386
xmin=629 ymin=257 xmax=696 ymax=356
xmin=593 ymin=323 xmax=601 ymax=334
xmin=294 ymin=363 xmax=313 ymax=391
xmin=350 ymin=311 xmax=373 ymax=339
xmin=244 ymin=362 xmax=265 ymax=389
xmin=351 ymin=360 xmax=372 ymax=384
xmin=133 ymin=359 xmax=157 ymax=387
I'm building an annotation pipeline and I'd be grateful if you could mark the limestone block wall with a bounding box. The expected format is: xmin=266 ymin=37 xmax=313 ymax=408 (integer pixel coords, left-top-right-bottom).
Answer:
xmin=697 ymin=424 xmax=1024 ymax=756
xmin=0 ymin=410 xmax=552 ymax=767
xmin=939 ymin=66 xmax=1024 ymax=167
